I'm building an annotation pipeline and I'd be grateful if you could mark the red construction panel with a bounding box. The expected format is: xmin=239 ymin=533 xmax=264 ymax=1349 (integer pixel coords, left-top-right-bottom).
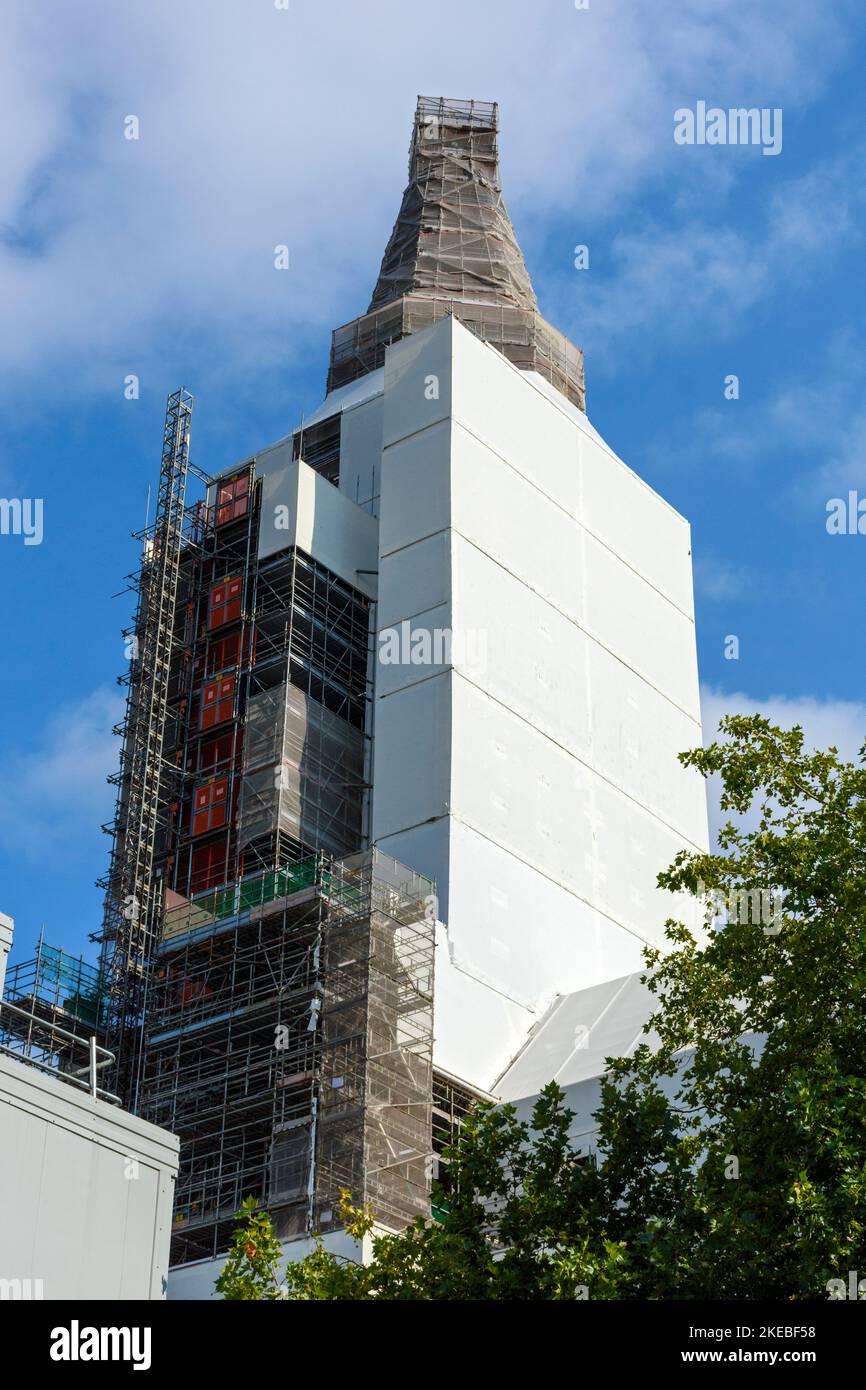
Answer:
xmin=200 ymin=679 xmax=218 ymax=730
xmin=206 ymin=632 xmax=241 ymax=675
xmin=216 ymin=473 xmax=250 ymax=527
xmin=225 ymin=577 xmax=242 ymax=624
xmin=190 ymin=837 xmax=229 ymax=893
xmin=199 ymin=732 xmax=235 ymax=773
xmin=217 ymin=674 xmax=235 ymax=722
xmin=208 ymin=576 xmax=243 ymax=630
xmin=192 ymin=776 xmax=229 ymax=836
xmin=200 ymin=674 xmax=235 ymax=730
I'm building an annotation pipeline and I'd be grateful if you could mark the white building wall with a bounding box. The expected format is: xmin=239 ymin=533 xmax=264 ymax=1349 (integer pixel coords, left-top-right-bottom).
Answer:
xmin=0 ymin=1052 xmax=178 ymax=1300
xmin=372 ymin=316 xmax=708 ymax=1091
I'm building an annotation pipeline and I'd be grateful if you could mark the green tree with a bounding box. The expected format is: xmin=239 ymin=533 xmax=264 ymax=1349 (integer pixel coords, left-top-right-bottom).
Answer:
xmin=217 ymin=716 xmax=866 ymax=1300
xmin=215 ymin=1196 xmax=287 ymax=1300
xmin=602 ymin=713 xmax=866 ymax=1297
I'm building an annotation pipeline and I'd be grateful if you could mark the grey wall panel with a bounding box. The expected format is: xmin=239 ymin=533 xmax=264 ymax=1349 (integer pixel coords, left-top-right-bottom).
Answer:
xmin=0 ymin=1052 xmax=178 ymax=1300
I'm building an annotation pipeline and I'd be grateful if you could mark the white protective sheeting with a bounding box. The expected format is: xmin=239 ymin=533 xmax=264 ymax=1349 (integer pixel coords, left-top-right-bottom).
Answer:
xmin=432 ymin=922 xmax=538 ymax=1098
xmin=258 ymin=457 xmax=378 ymax=599
xmin=370 ymin=315 xmax=708 ymax=1092
xmin=340 ymin=395 xmax=384 ymax=516
xmin=302 ymin=368 xmax=385 ymax=431
xmin=495 ymin=972 xmax=657 ymax=1102
xmin=168 ymin=1227 xmax=372 ymax=1300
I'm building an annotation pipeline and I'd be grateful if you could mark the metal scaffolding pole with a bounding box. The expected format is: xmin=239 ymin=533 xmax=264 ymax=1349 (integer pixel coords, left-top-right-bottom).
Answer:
xmin=98 ymin=387 xmax=194 ymax=1106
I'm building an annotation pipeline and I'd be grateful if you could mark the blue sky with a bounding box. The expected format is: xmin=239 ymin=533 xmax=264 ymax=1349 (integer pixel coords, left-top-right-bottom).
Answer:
xmin=1 ymin=0 xmax=865 ymax=969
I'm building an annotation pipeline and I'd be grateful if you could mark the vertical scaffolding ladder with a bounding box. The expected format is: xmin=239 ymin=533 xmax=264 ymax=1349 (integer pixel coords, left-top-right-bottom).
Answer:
xmin=99 ymin=387 xmax=193 ymax=1106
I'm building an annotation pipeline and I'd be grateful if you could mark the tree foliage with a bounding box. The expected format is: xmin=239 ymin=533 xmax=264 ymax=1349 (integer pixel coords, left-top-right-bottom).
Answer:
xmin=215 ymin=1196 xmax=287 ymax=1300
xmin=217 ymin=716 xmax=866 ymax=1299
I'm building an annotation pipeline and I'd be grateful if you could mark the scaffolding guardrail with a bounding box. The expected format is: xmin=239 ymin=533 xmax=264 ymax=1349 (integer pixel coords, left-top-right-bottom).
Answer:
xmin=0 ymin=996 xmax=120 ymax=1104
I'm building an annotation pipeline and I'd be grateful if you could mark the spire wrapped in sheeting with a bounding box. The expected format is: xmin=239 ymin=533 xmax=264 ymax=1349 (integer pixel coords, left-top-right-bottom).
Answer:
xmin=328 ymin=96 xmax=586 ymax=413
xmin=368 ymin=97 xmax=537 ymax=313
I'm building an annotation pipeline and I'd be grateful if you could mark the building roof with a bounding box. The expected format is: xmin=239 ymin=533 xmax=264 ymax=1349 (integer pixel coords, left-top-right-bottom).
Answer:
xmin=495 ymin=972 xmax=658 ymax=1102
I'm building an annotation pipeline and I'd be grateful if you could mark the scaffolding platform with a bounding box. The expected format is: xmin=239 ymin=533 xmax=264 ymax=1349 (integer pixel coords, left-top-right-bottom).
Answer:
xmin=138 ymin=848 xmax=435 ymax=1264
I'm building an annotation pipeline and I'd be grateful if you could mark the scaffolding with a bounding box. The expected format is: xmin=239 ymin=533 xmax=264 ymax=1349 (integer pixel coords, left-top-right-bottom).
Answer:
xmin=328 ymin=96 xmax=586 ymax=412
xmin=253 ymin=546 xmax=371 ymax=730
xmin=238 ymin=682 xmax=365 ymax=860
xmin=293 ymin=414 xmax=341 ymax=483
xmin=241 ymin=544 xmax=372 ymax=878
xmin=315 ymin=850 xmax=436 ymax=1233
xmin=330 ymin=293 xmax=586 ymax=412
xmin=161 ymin=454 xmax=260 ymax=900
xmin=369 ymin=96 xmax=536 ymax=314
xmin=138 ymin=849 xmax=435 ymax=1264
xmin=431 ymin=1071 xmax=486 ymax=1211
xmin=97 ymin=388 xmax=196 ymax=1106
xmin=141 ymin=856 xmax=325 ymax=1262
xmin=158 ymin=468 xmax=372 ymax=901
xmin=90 ymin=156 xmax=473 ymax=1252
xmin=0 ymin=933 xmax=116 ymax=1100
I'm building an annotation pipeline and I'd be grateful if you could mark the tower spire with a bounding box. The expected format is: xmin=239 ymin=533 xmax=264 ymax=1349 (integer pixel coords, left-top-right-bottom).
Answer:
xmin=328 ymin=96 xmax=586 ymax=412
xmin=368 ymin=96 xmax=537 ymax=314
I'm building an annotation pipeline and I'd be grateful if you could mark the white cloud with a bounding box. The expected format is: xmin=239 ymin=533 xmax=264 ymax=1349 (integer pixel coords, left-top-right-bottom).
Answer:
xmin=563 ymin=143 xmax=866 ymax=363
xmin=0 ymin=687 xmax=123 ymax=859
xmin=701 ymin=686 xmax=866 ymax=759
xmin=0 ymin=0 xmax=854 ymax=396
xmin=700 ymin=684 xmax=866 ymax=844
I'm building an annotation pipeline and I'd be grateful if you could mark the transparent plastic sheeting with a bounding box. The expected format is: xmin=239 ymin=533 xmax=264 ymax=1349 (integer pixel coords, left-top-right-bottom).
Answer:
xmin=329 ymin=96 xmax=586 ymax=412
xmin=238 ymin=682 xmax=364 ymax=857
